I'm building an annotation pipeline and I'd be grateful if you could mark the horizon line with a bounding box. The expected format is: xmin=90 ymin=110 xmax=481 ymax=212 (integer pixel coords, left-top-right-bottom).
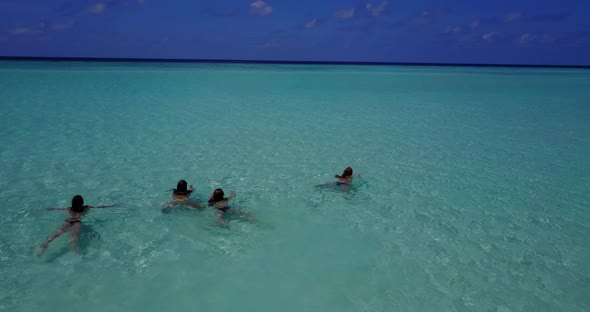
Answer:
xmin=1 ymin=56 xmax=589 ymax=69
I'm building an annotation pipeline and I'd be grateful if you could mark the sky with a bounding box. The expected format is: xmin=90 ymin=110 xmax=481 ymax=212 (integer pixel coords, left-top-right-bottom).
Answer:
xmin=0 ymin=0 xmax=589 ymax=65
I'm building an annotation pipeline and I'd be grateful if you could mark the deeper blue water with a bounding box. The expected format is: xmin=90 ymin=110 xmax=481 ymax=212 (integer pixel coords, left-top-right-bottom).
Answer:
xmin=0 ymin=61 xmax=589 ymax=311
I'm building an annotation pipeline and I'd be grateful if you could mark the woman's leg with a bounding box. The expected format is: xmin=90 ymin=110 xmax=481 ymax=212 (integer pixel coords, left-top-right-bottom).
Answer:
xmin=36 ymin=223 xmax=70 ymax=256
xmin=69 ymin=222 xmax=82 ymax=253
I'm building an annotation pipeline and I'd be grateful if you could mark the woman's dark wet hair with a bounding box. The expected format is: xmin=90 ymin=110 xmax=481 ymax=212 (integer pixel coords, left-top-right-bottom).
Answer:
xmin=210 ymin=188 xmax=225 ymax=202
xmin=173 ymin=179 xmax=192 ymax=195
xmin=341 ymin=167 xmax=353 ymax=178
xmin=71 ymin=195 xmax=85 ymax=212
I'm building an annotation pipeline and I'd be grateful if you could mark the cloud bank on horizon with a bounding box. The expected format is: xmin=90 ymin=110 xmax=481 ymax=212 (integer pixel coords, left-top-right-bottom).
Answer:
xmin=0 ymin=0 xmax=589 ymax=65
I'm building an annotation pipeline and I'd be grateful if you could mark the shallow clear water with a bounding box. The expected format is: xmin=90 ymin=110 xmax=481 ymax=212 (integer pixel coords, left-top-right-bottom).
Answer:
xmin=0 ymin=61 xmax=589 ymax=311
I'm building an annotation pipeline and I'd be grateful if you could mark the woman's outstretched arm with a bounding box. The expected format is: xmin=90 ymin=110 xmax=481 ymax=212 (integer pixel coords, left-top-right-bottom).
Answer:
xmin=41 ymin=207 xmax=70 ymax=211
xmin=89 ymin=205 xmax=116 ymax=209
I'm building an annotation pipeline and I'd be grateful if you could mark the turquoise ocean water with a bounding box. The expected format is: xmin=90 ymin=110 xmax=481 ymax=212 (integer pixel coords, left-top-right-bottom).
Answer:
xmin=0 ymin=61 xmax=589 ymax=311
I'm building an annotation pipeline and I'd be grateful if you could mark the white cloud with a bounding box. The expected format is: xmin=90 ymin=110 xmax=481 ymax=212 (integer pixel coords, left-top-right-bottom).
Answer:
xmin=444 ymin=26 xmax=462 ymax=34
xmin=505 ymin=12 xmax=522 ymax=23
xmin=366 ymin=1 xmax=388 ymax=17
xmin=305 ymin=19 xmax=318 ymax=29
xmin=259 ymin=39 xmax=280 ymax=49
xmin=470 ymin=19 xmax=480 ymax=29
xmin=334 ymin=8 xmax=355 ymax=19
xmin=250 ymin=0 xmax=272 ymax=16
xmin=88 ymin=3 xmax=106 ymax=14
xmin=538 ymin=34 xmax=556 ymax=44
xmin=12 ymin=27 xmax=43 ymax=35
xmin=52 ymin=21 xmax=75 ymax=31
xmin=519 ymin=33 xmax=532 ymax=44
xmin=408 ymin=11 xmax=432 ymax=25
xmin=520 ymin=33 xmax=555 ymax=45
xmin=482 ymin=32 xmax=497 ymax=41
xmin=12 ymin=27 xmax=30 ymax=35
xmin=10 ymin=19 xmax=47 ymax=36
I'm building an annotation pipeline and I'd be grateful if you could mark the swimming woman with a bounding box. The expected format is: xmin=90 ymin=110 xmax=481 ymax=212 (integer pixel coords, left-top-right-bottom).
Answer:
xmin=208 ymin=188 xmax=255 ymax=226
xmin=316 ymin=167 xmax=360 ymax=192
xmin=36 ymin=195 xmax=115 ymax=256
xmin=163 ymin=179 xmax=203 ymax=209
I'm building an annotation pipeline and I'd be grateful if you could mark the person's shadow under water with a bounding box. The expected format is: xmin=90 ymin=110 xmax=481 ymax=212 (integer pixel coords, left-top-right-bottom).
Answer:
xmin=42 ymin=223 xmax=102 ymax=262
